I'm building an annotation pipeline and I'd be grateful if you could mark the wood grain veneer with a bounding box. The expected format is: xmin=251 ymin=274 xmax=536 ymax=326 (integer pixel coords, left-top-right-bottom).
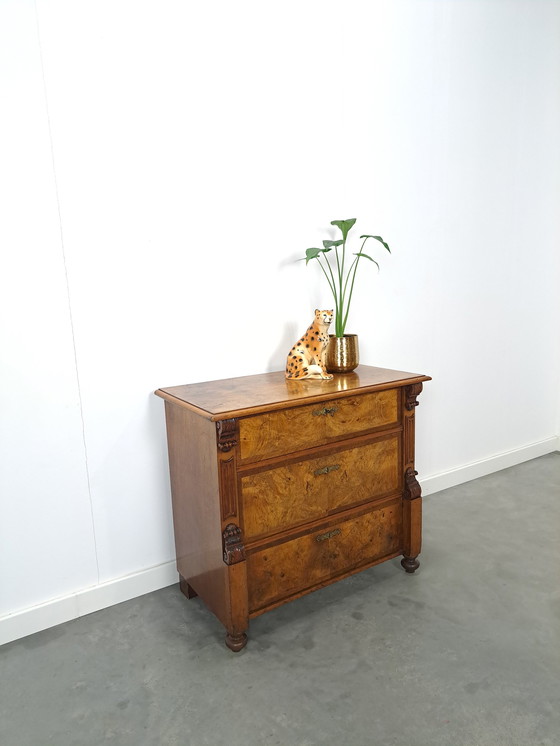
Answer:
xmin=241 ymin=434 xmax=400 ymax=541
xmin=238 ymin=389 xmax=398 ymax=462
xmin=156 ymin=365 xmax=428 ymax=420
xmin=155 ymin=364 xmax=430 ymax=651
xmin=247 ymin=498 xmax=402 ymax=613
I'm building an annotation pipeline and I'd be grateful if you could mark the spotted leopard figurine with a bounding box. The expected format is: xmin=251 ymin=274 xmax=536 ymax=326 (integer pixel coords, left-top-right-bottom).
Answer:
xmin=285 ymin=309 xmax=334 ymax=380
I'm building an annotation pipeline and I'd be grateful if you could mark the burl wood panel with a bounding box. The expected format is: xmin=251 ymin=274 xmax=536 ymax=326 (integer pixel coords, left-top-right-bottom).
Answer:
xmin=156 ymin=365 xmax=430 ymax=421
xmin=241 ymin=435 xmax=400 ymax=541
xmin=247 ymin=499 xmax=402 ymax=613
xmin=238 ymin=389 xmax=398 ymax=463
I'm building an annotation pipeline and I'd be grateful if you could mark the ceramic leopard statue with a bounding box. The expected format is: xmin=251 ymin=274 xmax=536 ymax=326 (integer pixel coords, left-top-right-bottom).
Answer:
xmin=285 ymin=309 xmax=334 ymax=380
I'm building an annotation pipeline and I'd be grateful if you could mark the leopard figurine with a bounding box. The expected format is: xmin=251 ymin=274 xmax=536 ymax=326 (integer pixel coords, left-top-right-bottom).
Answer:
xmin=285 ymin=309 xmax=334 ymax=380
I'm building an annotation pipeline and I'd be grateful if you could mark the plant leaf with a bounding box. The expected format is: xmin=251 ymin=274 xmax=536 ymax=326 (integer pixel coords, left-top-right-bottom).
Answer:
xmin=304 ymin=247 xmax=322 ymax=264
xmin=354 ymin=252 xmax=380 ymax=270
xmin=323 ymin=239 xmax=344 ymax=249
xmin=331 ymin=218 xmax=357 ymax=241
xmin=359 ymin=234 xmax=391 ymax=253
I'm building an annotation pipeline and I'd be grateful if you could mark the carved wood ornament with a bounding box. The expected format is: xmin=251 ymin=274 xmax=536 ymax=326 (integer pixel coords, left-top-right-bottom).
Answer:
xmin=216 ymin=419 xmax=238 ymax=452
xmin=222 ymin=523 xmax=245 ymax=565
xmin=404 ymin=467 xmax=422 ymax=501
xmin=405 ymin=383 xmax=423 ymax=411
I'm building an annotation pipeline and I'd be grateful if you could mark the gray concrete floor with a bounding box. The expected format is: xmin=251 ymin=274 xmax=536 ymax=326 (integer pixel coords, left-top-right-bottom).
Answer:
xmin=1 ymin=453 xmax=559 ymax=746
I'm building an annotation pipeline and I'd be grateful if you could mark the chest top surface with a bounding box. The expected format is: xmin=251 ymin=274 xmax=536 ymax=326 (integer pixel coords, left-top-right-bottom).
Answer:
xmin=155 ymin=365 xmax=431 ymax=421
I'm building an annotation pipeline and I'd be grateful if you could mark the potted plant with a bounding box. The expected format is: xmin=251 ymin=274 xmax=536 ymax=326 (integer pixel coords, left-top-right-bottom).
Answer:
xmin=301 ymin=218 xmax=391 ymax=373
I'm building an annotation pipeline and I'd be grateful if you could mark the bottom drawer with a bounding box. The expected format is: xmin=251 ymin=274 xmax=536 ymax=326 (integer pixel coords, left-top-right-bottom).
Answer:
xmin=247 ymin=500 xmax=402 ymax=613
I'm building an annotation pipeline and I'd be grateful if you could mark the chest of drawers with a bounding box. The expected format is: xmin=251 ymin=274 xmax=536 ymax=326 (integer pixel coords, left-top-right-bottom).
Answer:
xmin=155 ymin=365 xmax=430 ymax=651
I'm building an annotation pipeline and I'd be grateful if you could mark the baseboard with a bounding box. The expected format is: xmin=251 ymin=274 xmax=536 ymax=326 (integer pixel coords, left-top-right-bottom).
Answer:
xmin=421 ymin=436 xmax=559 ymax=496
xmin=0 ymin=561 xmax=178 ymax=647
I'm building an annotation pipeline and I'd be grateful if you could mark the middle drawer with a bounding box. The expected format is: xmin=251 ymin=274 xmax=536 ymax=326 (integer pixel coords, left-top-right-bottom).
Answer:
xmin=240 ymin=434 xmax=400 ymax=542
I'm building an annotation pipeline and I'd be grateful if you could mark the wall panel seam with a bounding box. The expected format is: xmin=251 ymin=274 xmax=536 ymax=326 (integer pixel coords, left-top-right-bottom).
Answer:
xmin=34 ymin=0 xmax=100 ymax=583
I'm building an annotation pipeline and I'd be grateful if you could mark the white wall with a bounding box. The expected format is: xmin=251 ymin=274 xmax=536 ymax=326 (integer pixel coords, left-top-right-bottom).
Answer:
xmin=1 ymin=0 xmax=559 ymax=643
xmin=0 ymin=1 xmax=99 ymax=620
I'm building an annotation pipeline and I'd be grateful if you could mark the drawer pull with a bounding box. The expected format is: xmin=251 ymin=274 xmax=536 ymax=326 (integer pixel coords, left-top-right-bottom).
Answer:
xmin=312 ymin=406 xmax=338 ymax=417
xmin=313 ymin=464 xmax=340 ymax=476
xmin=316 ymin=528 xmax=341 ymax=542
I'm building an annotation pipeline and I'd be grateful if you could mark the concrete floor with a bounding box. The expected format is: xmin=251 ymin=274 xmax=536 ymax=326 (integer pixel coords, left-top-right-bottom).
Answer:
xmin=1 ymin=453 xmax=559 ymax=746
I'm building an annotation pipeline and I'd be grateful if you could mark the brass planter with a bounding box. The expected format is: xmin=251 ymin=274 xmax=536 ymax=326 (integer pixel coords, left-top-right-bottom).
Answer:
xmin=326 ymin=334 xmax=359 ymax=374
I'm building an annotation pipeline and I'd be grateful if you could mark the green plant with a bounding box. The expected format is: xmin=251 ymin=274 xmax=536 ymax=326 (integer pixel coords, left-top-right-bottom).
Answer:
xmin=301 ymin=218 xmax=391 ymax=338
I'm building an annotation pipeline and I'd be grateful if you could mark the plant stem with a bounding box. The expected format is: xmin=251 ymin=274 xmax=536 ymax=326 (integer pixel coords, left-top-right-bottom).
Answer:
xmin=338 ymin=238 xmax=346 ymax=335
xmin=341 ymin=256 xmax=358 ymax=309
xmin=338 ymin=256 xmax=355 ymax=336
xmin=341 ymin=237 xmax=368 ymax=334
xmin=324 ymin=253 xmax=339 ymax=306
xmin=334 ymin=243 xmax=342 ymax=311
xmin=317 ymin=255 xmax=338 ymax=315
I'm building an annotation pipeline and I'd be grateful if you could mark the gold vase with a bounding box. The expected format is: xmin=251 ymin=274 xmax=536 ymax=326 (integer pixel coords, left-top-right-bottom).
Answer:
xmin=325 ymin=334 xmax=359 ymax=374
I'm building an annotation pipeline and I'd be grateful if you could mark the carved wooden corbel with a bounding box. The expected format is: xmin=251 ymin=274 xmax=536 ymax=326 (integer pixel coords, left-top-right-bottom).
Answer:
xmin=405 ymin=383 xmax=423 ymax=411
xmin=216 ymin=419 xmax=238 ymax=452
xmin=222 ymin=523 xmax=245 ymax=565
xmin=403 ymin=467 xmax=422 ymax=501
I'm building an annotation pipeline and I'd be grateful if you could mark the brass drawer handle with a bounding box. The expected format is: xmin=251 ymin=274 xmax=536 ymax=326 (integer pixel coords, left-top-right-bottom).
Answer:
xmin=314 ymin=464 xmax=340 ymax=476
xmin=316 ymin=528 xmax=341 ymax=542
xmin=312 ymin=406 xmax=338 ymax=417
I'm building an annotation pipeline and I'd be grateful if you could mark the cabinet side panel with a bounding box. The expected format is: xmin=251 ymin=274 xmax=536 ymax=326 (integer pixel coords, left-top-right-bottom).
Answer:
xmin=164 ymin=402 xmax=228 ymax=625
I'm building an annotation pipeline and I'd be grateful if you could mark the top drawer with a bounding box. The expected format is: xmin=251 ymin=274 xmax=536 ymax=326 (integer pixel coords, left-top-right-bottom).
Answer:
xmin=238 ymin=388 xmax=399 ymax=463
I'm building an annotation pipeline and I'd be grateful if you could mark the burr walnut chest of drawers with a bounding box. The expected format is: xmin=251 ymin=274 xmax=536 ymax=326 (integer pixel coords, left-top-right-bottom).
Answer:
xmin=155 ymin=365 xmax=430 ymax=651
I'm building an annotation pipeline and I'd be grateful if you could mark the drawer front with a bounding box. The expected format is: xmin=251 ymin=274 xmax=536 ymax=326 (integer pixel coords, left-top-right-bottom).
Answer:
xmin=238 ymin=389 xmax=399 ymax=463
xmin=241 ymin=435 xmax=400 ymax=541
xmin=247 ymin=500 xmax=402 ymax=613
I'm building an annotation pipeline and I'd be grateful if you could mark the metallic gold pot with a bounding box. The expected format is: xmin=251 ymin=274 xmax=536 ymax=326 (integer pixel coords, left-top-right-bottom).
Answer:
xmin=325 ymin=334 xmax=359 ymax=374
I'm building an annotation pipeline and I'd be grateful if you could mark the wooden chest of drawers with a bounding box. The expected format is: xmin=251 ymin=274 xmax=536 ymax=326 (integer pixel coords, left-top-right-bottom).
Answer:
xmin=155 ymin=365 xmax=430 ymax=651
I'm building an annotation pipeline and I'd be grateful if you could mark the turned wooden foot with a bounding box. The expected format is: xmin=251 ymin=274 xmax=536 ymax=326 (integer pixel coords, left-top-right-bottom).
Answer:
xmin=225 ymin=631 xmax=248 ymax=652
xmin=401 ymin=556 xmax=420 ymax=574
xmin=179 ymin=576 xmax=198 ymax=599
